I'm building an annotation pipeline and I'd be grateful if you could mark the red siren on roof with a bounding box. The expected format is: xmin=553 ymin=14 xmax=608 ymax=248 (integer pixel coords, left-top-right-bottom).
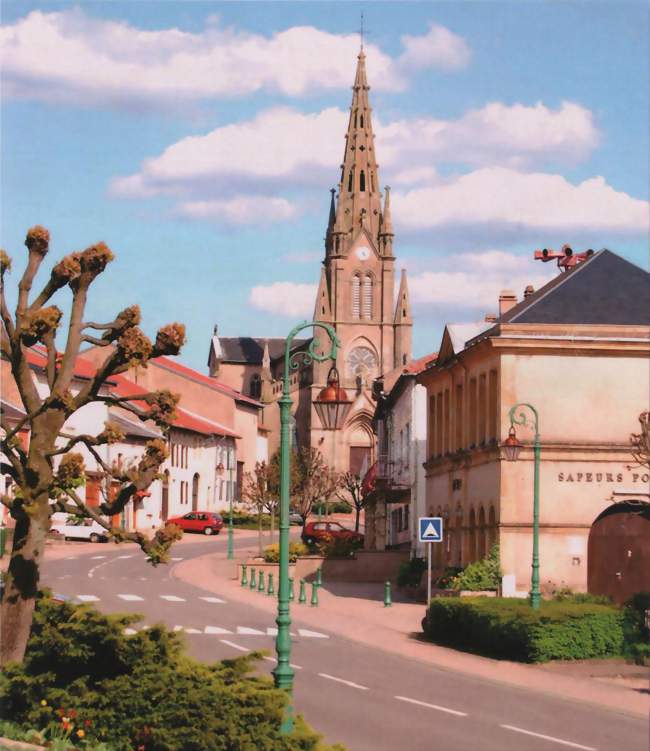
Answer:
xmin=313 ymin=366 xmax=352 ymax=431
xmin=534 ymin=245 xmax=594 ymax=272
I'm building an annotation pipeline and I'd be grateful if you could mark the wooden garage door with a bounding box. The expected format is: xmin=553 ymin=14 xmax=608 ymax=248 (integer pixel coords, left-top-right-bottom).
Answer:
xmin=587 ymin=503 xmax=650 ymax=604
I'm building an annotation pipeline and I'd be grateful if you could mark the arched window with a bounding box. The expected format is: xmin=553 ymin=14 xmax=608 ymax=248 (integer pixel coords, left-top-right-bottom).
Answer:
xmin=250 ymin=373 xmax=261 ymax=399
xmin=362 ymin=273 xmax=373 ymax=319
xmin=359 ymin=170 xmax=366 ymax=192
xmin=352 ymin=274 xmax=361 ymax=318
xmin=354 ymin=111 xmax=358 ymax=128
xmin=360 ymin=114 xmax=364 ymax=128
xmin=192 ymin=473 xmax=200 ymax=512
xmin=348 ymin=168 xmax=354 ymax=193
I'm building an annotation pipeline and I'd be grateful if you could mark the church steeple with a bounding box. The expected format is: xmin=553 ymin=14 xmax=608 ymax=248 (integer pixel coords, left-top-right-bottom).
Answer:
xmin=379 ymin=185 xmax=394 ymax=257
xmin=393 ymin=269 xmax=413 ymax=368
xmin=333 ymin=47 xmax=382 ymax=251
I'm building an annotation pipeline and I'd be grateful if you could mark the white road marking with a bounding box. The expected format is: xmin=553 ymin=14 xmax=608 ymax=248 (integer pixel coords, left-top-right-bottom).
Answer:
xmin=171 ymin=557 xmax=184 ymax=561
xmin=117 ymin=594 xmax=144 ymax=601
xmin=237 ymin=626 xmax=264 ymax=635
xmin=204 ymin=626 xmax=232 ymax=635
xmin=76 ymin=595 xmax=100 ymax=602
xmin=318 ymin=673 xmax=369 ymax=691
xmin=500 ymin=725 xmax=596 ymax=750
xmin=219 ymin=639 xmax=248 ymax=652
xmin=395 ymin=695 xmax=467 ymax=717
xmin=124 ymin=628 xmax=138 ymax=635
xmin=262 ymin=655 xmax=275 ymax=663
xmin=184 ymin=628 xmax=202 ymax=634
xmin=90 ymin=555 xmax=106 ymax=560
xmin=200 ymin=596 xmax=226 ymax=604
xmin=267 ymin=627 xmax=278 ymax=636
xmin=160 ymin=595 xmax=185 ymax=602
xmin=139 ymin=577 xmax=147 ymax=581
xmin=298 ymin=628 xmax=328 ymax=638
xmin=117 ymin=555 xmax=133 ymax=559
xmin=173 ymin=625 xmax=184 ymax=631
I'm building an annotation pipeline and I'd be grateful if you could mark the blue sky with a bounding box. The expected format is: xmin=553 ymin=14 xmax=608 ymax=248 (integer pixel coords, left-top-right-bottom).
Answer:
xmin=1 ymin=1 xmax=648 ymax=369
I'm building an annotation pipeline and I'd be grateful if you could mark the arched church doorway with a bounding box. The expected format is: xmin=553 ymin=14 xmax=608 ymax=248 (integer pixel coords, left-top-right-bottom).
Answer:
xmin=587 ymin=502 xmax=650 ymax=604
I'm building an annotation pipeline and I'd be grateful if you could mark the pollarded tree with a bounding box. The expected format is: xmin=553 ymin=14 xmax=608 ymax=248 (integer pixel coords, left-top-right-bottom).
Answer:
xmin=242 ymin=460 xmax=277 ymax=555
xmin=293 ymin=447 xmax=341 ymax=526
xmin=336 ymin=471 xmax=365 ymax=532
xmin=0 ymin=226 xmax=186 ymax=665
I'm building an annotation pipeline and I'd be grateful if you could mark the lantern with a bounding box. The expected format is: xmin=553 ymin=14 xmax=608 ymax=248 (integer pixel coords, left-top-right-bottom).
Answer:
xmin=313 ymin=366 xmax=352 ymax=430
xmin=502 ymin=425 xmax=522 ymax=462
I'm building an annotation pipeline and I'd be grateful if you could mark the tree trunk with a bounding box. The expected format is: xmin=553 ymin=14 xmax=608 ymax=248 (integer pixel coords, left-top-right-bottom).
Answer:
xmin=269 ymin=508 xmax=275 ymax=545
xmin=355 ymin=504 xmax=361 ymax=533
xmin=0 ymin=500 xmax=49 ymax=665
xmin=257 ymin=509 xmax=263 ymax=557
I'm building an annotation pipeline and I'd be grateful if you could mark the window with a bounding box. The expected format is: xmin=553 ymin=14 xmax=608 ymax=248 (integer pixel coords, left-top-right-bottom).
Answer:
xmin=428 ymin=394 xmax=436 ymax=457
xmin=360 ymin=114 xmax=364 ymax=128
xmin=469 ymin=378 xmax=478 ymax=446
xmin=436 ymin=392 xmax=443 ymax=456
xmin=359 ymin=170 xmax=366 ymax=192
xmin=250 ymin=373 xmax=261 ymax=399
xmin=443 ymin=390 xmax=450 ymax=455
xmin=455 ymin=384 xmax=463 ymax=450
xmin=348 ymin=168 xmax=354 ymax=193
xmin=352 ymin=274 xmax=361 ymax=318
xmin=478 ymin=373 xmax=487 ymax=444
xmin=362 ymin=274 xmax=372 ymax=318
xmin=488 ymin=369 xmax=498 ymax=441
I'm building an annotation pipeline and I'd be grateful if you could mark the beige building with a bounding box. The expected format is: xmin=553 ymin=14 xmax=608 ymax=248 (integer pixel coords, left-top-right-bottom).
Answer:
xmin=208 ymin=48 xmax=413 ymax=474
xmin=418 ymin=250 xmax=650 ymax=603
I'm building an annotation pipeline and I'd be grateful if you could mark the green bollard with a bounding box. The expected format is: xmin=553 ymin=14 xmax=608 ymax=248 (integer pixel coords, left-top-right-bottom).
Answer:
xmin=384 ymin=580 xmax=392 ymax=607
xmin=267 ymin=573 xmax=275 ymax=596
xmin=310 ymin=581 xmax=319 ymax=607
xmin=298 ymin=578 xmax=306 ymax=604
xmin=258 ymin=570 xmax=265 ymax=593
xmin=240 ymin=564 xmax=248 ymax=587
xmin=249 ymin=567 xmax=256 ymax=590
xmin=315 ymin=567 xmax=322 ymax=587
xmin=288 ymin=577 xmax=295 ymax=601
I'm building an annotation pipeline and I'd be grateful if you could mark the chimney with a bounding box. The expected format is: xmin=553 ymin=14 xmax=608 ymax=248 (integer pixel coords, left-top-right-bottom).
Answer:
xmin=498 ymin=290 xmax=517 ymax=317
xmin=484 ymin=313 xmax=497 ymax=323
xmin=524 ymin=285 xmax=534 ymax=299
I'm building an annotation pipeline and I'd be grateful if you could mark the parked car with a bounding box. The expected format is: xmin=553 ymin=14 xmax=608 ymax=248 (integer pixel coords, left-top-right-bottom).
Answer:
xmin=167 ymin=511 xmax=223 ymax=535
xmin=301 ymin=521 xmax=364 ymax=546
xmin=289 ymin=511 xmax=304 ymax=526
xmin=51 ymin=518 xmax=109 ymax=543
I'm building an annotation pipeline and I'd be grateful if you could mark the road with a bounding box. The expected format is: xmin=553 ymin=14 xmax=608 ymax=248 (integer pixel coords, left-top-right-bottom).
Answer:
xmin=41 ymin=536 xmax=649 ymax=751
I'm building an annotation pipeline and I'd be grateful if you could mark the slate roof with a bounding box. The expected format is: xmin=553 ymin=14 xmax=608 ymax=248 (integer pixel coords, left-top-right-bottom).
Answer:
xmin=499 ymin=250 xmax=650 ymax=326
xmin=219 ymin=337 xmax=311 ymax=365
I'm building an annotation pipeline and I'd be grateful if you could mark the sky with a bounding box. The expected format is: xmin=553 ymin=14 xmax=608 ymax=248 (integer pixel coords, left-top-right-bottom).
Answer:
xmin=1 ymin=1 xmax=648 ymax=370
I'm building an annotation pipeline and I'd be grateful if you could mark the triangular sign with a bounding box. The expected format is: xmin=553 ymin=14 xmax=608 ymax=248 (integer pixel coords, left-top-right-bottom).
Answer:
xmin=422 ymin=522 xmax=440 ymax=540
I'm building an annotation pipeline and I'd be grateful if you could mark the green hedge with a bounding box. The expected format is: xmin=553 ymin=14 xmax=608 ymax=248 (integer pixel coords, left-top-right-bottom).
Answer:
xmin=0 ymin=593 xmax=344 ymax=751
xmin=422 ymin=597 xmax=628 ymax=662
xmin=311 ymin=500 xmax=352 ymax=514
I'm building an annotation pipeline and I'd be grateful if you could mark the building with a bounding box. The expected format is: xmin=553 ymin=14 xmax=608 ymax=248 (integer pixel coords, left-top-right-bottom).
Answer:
xmin=417 ymin=250 xmax=650 ymax=603
xmin=363 ymin=353 xmax=436 ymax=551
xmin=208 ymin=47 xmax=413 ymax=474
xmin=1 ymin=347 xmax=239 ymax=531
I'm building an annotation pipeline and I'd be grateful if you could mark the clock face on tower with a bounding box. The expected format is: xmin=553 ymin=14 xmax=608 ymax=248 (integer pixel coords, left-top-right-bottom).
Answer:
xmin=347 ymin=346 xmax=378 ymax=383
xmin=355 ymin=246 xmax=371 ymax=261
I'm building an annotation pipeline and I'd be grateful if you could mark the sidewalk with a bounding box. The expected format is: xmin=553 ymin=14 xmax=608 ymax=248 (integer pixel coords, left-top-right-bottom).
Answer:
xmin=172 ymin=542 xmax=650 ymax=720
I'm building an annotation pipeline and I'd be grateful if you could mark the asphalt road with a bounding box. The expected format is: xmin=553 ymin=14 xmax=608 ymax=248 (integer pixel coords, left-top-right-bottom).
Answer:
xmin=41 ymin=537 xmax=649 ymax=751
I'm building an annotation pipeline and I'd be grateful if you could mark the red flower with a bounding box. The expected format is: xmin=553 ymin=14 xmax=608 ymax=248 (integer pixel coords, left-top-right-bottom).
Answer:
xmin=84 ymin=719 xmax=92 ymax=727
xmin=69 ymin=709 xmax=77 ymax=719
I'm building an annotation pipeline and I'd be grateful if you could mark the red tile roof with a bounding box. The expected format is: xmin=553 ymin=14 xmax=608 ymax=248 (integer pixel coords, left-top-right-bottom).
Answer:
xmin=25 ymin=346 xmax=116 ymax=384
xmin=109 ymin=373 xmax=239 ymax=439
xmin=152 ymin=356 xmax=262 ymax=408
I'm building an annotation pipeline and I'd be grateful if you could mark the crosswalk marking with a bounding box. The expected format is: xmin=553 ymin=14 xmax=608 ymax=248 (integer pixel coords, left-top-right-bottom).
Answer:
xmin=76 ymin=595 xmax=100 ymax=602
xmin=204 ymin=626 xmax=232 ymax=635
xmin=200 ymin=596 xmax=226 ymax=604
xmin=237 ymin=626 xmax=265 ymax=635
xmin=90 ymin=555 xmax=106 ymax=560
xmin=160 ymin=595 xmax=185 ymax=602
xmin=266 ymin=627 xmax=278 ymax=636
xmin=117 ymin=594 xmax=144 ymax=601
xmin=117 ymin=555 xmax=133 ymax=559
xmin=170 ymin=557 xmax=184 ymax=561
xmin=298 ymin=628 xmax=328 ymax=639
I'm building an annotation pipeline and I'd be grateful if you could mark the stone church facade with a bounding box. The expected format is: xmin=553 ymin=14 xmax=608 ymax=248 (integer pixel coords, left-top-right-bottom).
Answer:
xmin=208 ymin=48 xmax=413 ymax=474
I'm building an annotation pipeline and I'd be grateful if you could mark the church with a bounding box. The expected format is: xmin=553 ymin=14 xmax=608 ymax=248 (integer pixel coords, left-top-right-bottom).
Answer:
xmin=207 ymin=48 xmax=413 ymax=475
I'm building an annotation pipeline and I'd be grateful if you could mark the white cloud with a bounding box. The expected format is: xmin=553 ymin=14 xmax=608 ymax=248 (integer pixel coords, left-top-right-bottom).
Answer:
xmin=393 ymin=167 xmax=649 ymax=236
xmin=398 ymin=23 xmax=471 ymax=71
xmin=176 ymin=196 xmax=297 ymax=225
xmin=0 ymin=10 xmax=470 ymax=108
xmin=407 ymin=250 xmax=557 ymax=309
xmin=249 ymin=282 xmax=317 ymax=317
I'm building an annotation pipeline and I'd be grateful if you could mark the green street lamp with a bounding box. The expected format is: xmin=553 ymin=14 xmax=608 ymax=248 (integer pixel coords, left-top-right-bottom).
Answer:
xmin=503 ymin=403 xmax=541 ymax=609
xmin=274 ymin=321 xmax=348 ymax=734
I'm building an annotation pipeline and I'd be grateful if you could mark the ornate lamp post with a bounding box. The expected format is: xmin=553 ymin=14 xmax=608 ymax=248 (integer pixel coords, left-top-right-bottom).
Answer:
xmin=216 ymin=456 xmax=233 ymax=560
xmin=274 ymin=321 xmax=348 ymax=733
xmin=502 ymin=403 xmax=541 ymax=609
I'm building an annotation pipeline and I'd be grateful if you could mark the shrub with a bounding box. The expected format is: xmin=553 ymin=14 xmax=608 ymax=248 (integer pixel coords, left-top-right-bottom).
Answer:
xmin=218 ymin=509 xmax=272 ymax=529
xmin=264 ymin=542 xmax=308 ymax=563
xmin=315 ymin=534 xmax=362 ymax=559
xmin=0 ymin=593 xmax=344 ymax=751
xmin=451 ymin=544 xmax=501 ymax=591
xmin=397 ymin=557 xmax=426 ymax=588
xmin=422 ymin=597 xmax=626 ymax=662
xmin=433 ymin=566 xmax=463 ymax=590
xmin=622 ymin=592 xmax=650 ymax=664
xmin=312 ymin=500 xmax=352 ymax=514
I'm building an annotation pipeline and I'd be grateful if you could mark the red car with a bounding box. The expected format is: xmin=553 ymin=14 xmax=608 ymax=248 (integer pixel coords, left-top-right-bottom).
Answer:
xmin=167 ymin=511 xmax=223 ymax=535
xmin=301 ymin=521 xmax=364 ymax=546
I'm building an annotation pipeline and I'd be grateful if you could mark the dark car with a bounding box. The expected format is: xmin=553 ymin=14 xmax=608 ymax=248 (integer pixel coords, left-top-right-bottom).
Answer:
xmin=167 ymin=511 xmax=223 ymax=535
xmin=301 ymin=521 xmax=363 ymax=546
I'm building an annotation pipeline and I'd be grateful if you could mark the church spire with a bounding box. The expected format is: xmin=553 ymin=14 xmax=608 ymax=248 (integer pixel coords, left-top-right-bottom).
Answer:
xmin=325 ymin=188 xmax=336 ymax=254
xmin=314 ymin=267 xmax=332 ymax=322
xmin=393 ymin=269 xmax=413 ymax=368
xmin=333 ymin=46 xmax=382 ymax=250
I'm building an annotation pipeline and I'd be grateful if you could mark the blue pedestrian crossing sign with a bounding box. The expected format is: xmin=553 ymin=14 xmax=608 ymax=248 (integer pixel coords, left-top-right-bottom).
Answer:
xmin=419 ymin=517 xmax=443 ymax=543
